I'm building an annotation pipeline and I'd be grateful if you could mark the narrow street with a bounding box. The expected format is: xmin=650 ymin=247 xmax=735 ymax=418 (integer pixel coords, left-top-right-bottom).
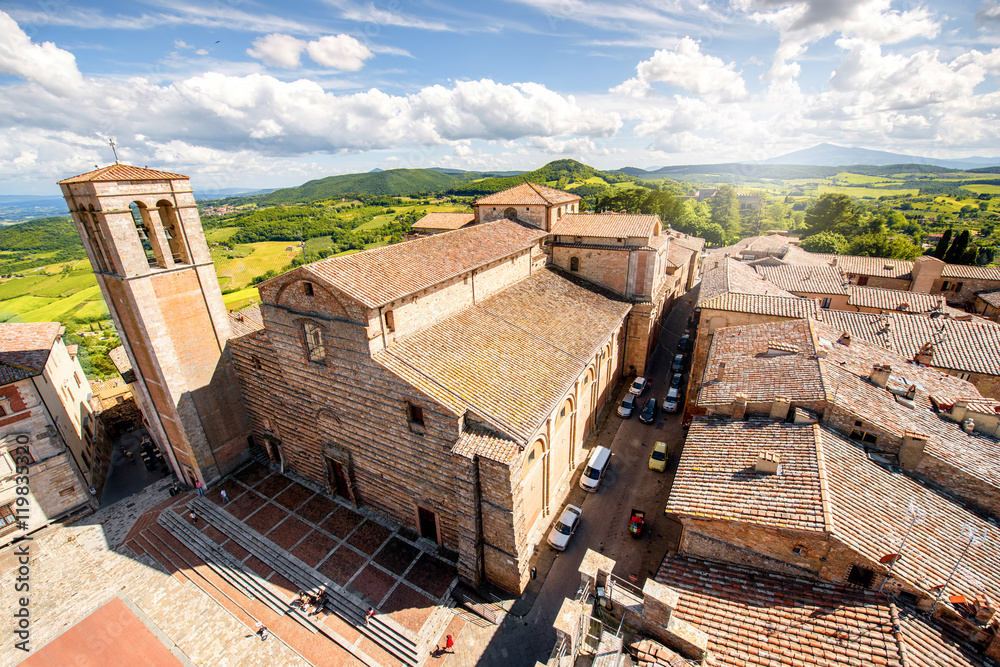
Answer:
xmin=456 ymin=293 xmax=699 ymax=667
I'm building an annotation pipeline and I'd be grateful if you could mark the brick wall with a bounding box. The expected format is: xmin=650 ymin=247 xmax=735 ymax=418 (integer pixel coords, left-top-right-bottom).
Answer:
xmin=551 ymin=245 xmax=629 ymax=295
xmin=676 ymin=518 xmax=829 ymax=577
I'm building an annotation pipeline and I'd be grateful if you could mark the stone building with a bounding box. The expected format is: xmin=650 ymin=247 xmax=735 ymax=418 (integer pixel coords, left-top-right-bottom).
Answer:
xmin=409 ymin=211 xmax=475 ymax=237
xmin=0 ymin=323 xmax=96 ymax=545
xmin=58 ymin=164 xmax=251 ymax=490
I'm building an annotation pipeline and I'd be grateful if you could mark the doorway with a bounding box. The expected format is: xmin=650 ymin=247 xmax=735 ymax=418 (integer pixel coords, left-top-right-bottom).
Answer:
xmin=417 ymin=506 xmax=439 ymax=543
xmin=326 ymin=457 xmax=350 ymax=498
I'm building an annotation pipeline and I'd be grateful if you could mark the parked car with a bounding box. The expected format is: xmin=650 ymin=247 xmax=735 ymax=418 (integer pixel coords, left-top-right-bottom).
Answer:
xmin=670 ymin=372 xmax=683 ymax=388
xmin=639 ymin=397 xmax=657 ymax=424
xmin=630 ymin=376 xmax=649 ymax=395
xmin=677 ymin=334 xmax=692 ymax=352
xmin=618 ymin=393 xmax=638 ymax=418
xmin=648 ymin=441 xmax=668 ymax=472
xmin=671 ymin=354 xmax=685 ymax=372
xmin=547 ymin=504 xmax=582 ymax=551
xmin=663 ymin=386 xmax=681 ymax=413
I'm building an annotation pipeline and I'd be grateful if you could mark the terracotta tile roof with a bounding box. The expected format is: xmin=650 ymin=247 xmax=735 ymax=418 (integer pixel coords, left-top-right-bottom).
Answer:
xmin=666 ymin=243 xmax=693 ymax=268
xmin=941 ymin=264 xmax=1000 ymax=281
xmin=754 ymin=264 xmax=850 ymax=295
xmin=976 ymin=289 xmax=1000 ymax=308
xmin=228 ymin=306 xmax=264 ymax=338
xmin=412 ymin=211 xmax=475 ymax=231
xmin=550 ymin=213 xmax=661 ymax=239
xmin=451 ymin=423 xmax=521 ymax=464
xmin=374 ymin=268 xmax=630 ymax=442
xmin=820 ymin=427 xmax=1000 ymax=606
xmin=473 ymin=182 xmax=579 ymax=206
xmin=666 ymin=419 xmax=828 ymax=532
xmin=697 ymin=320 xmax=826 ymax=407
xmin=668 ymin=232 xmax=706 ymax=253
xmin=798 ymin=253 xmax=914 ymax=279
xmin=708 ymin=233 xmax=795 ymax=258
xmin=817 ymin=310 xmax=1000 ymax=377
xmin=698 ymin=256 xmax=800 ymax=305
xmin=848 ymin=286 xmax=947 ymax=313
xmin=895 ymin=605 xmax=994 ymax=667
xmin=655 ymin=554 xmax=902 ymax=667
xmin=107 ymin=346 xmax=132 ymax=375
xmin=303 ymin=219 xmax=546 ymax=308
xmin=0 ymin=323 xmax=61 ymax=384
xmin=58 ymin=163 xmax=188 ymax=184
xmin=698 ymin=293 xmax=820 ymax=319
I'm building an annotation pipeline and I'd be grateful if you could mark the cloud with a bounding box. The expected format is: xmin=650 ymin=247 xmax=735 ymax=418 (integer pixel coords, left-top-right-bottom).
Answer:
xmin=978 ymin=0 xmax=1000 ymax=29
xmin=611 ymin=37 xmax=747 ymax=102
xmin=324 ymin=0 xmax=456 ymax=32
xmin=0 ymin=11 xmax=83 ymax=95
xmin=248 ymin=33 xmax=374 ymax=71
xmin=247 ymin=34 xmax=308 ymax=68
xmin=306 ymin=35 xmax=373 ymax=71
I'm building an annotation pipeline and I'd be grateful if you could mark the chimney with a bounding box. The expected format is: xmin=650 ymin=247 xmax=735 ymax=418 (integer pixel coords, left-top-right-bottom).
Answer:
xmin=717 ymin=361 xmax=727 ymax=382
xmin=963 ymin=418 xmax=976 ymax=433
xmin=915 ymin=341 xmax=934 ymax=365
xmin=770 ymin=396 xmax=791 ymax=421
xmin=905 ymin=384 xmax=917 ymax=401
xmin=838 ymin=332 xmax=852 ymax=347
xmin=755 ymin=451 xmax=781 ymax=475
xmin=899 ymin=431 xmax=929 ymax=469
xmin=869 ymin=364 xmax=892 ymax=388
xmin=951 ymin=399 xmax=969 ymax=423
xmin=732 ymin=394 xmax=748 ymax=420
xmin=831 ymin=257 xmax=838 ymax=267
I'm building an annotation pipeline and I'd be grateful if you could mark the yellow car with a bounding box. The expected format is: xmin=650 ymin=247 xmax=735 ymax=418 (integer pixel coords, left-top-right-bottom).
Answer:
xmin=648 ymin=441 xmax=668 ymax=472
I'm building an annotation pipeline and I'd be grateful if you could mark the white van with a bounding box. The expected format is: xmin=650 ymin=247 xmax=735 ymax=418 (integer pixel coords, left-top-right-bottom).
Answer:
xmin=580 ymin=446 xmax=611 ymax=492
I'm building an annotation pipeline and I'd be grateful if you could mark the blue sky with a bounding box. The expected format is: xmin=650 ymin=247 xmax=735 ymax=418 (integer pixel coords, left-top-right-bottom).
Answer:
xmin=1 ymin=0 xmax=999 ymax=194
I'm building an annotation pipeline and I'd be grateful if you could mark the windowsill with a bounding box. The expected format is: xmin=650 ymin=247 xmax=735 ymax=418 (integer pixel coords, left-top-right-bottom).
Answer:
xmin=408 ymin=422 xmax=427 ymax=436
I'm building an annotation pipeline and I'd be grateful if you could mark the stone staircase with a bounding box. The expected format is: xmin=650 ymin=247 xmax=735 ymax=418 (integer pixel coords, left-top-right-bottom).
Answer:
xmin=190 ymin=497 xmax=423 ymax=666
xmin=592 ymin=629 xmax=623 ymax=667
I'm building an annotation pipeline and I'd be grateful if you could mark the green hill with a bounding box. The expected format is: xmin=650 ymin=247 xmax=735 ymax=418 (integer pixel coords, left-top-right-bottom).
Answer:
xmin=0 ymin=216 xmax=80 ymax=253
xmin=449 ymin=159 xmax=635 ymax=196
xmin=258 ymin=168 xmax=480 ymax=204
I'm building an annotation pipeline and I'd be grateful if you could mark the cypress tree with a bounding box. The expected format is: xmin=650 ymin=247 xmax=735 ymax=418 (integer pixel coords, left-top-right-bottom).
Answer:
xmin=944 ymin=229 xmax=970 ymax=264
xmin=933 ymin=228 xmax=952 ymax=259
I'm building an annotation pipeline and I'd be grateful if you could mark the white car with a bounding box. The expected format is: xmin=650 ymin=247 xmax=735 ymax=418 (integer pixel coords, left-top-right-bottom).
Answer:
xmin=630 ymin=376 xmax=649 ymax=395
xmin=663 ymin=386 xmax=680 ymax=413
xmin=547 ymin=504 xmax=582 ymax=551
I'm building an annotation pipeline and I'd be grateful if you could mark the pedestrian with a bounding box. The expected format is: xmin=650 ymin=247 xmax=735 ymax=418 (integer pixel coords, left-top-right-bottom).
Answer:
xmin=255 ymin=621 xmax=268 ymax=641
xmin=366 ymin=607 xmax=375 ymax=623
xmin=189 ymin=510 xmax=197 ymax=525
xmin=195 ymin=480 xmax=204 ymax=497
xmin=445 ymin=634 xmax=454 ymax=653
xmin=220 ymin=489 xmax=229 ymax=504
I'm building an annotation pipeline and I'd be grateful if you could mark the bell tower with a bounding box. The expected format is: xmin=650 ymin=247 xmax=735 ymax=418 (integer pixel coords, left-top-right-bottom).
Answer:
xmin=59 ymin=164 xmax=250 ymax=487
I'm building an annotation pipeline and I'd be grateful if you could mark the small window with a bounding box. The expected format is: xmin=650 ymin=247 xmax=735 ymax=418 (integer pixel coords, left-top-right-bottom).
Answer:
xmin=115 ymin=396 xmax=124 ymax=404
xmin=74 ymin=372 xmax=81 ymax=388
xmin=850 ymin=429 xmax=879 ymax=445
xmin=304 ymin=282 xmax=314 ymax=296
xmin=0 ymin=503 xmax=15 ymax=531
xmin=384 ymin=310 xmax=395 ymax=333
xmin=251 ymin=355 xmax=263 ymax=371
xmin=13 ymin=446 xmax=34 ymax=466
xmin=303 ymin=322 xmax=326 ymax=363
xmin=407 ymin=403 xmax=424 ymax=427
xmin=570 ymin=257 xmax=580 ymax=272
xmin=792 ymin=545 xmax=805 ymax=556
xmin=0 ymin=404 xmax=6 ymax=417
xmin=821 ymin=298 xmax=832 ymax=309
xmin=954 ymin=282 xmax=964 ymax=292
xmin=59 ymin=486 xmax=76 ymax=497
xmin=854 ymin=420 xmax=863 ymax=427
xmin=847 ymin=565 xmax=876 ymax=588
xmin=527 ymin=449 xmax=536 ymax=465
xmin=857 ymin=276 xmax=869 ymax=286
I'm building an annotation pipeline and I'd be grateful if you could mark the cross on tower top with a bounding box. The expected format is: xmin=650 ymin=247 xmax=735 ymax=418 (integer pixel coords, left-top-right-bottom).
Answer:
xmin=109 ymin=139 xmax=119 ymax=164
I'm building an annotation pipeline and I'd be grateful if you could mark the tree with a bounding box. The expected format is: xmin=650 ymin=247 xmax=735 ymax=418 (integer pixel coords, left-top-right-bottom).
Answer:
xmin=709 ymin=185 xmax=742 ymax=239
xmin=933 ymin=228 xmax=952 ymax=259
xmin=803 ymin=193 xmax=857 ymax=237
xmin=799 ymin=232 xmax=847 ymax=254
xmin=944 ymin=229 xmax=971 ymax=264
xmin=846 ymin=232 xmax=920 ymax=260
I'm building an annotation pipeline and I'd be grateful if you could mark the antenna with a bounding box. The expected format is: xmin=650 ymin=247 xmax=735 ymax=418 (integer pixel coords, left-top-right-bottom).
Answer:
xmin=930 ymin=523 xmax=988 ymax=612
xmin=109 ymin=139 xmax=119 ymax=164
xmin=878 ymin=500 xmax=926 ymax=592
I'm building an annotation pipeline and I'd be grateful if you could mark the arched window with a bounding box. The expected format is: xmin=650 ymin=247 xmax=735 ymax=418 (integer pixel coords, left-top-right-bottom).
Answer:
xmin=570 ymin=256 xmax=580 ymax=272
xmin=129 ymin=202 xmax=161 ymax=267
xmin=156 ymin=200 xmax=189 ymax=264
xmin=384 ymin=309 xmax=395 ymax=333
xmin=503 ymin=207 xmax=517 ymax=219
xmin=303 ymin=322 xmax=326 ymax=363
xmin=80 ymin=209 xmax=109 ymax=272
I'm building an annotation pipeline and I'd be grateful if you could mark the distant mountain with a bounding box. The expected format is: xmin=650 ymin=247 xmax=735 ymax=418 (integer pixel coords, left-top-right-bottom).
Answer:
xmin=448 ymin=159 xmax=634 ymax=196
xmin=762 ymin=143 xmax=1000 ymax=169
xmin=195 ymin=188 xmax=273 ymax=201
xmin=257 ymin=168 xmax=481 ymax=204
xmin=369 ymin=167 xmax=383 ymax=172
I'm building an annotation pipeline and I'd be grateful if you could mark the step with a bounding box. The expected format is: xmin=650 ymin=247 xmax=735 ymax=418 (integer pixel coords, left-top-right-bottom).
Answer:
xmin=157 ymin=510 xmax=299 ymax=623
xmin=191 ymin=497 xmax=422 ymax=665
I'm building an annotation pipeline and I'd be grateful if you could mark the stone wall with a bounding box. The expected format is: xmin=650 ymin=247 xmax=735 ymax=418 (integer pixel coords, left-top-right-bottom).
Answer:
xmin=912 ymin=453 xmax=1000 ymax=519
xmin=676 ymin=518 xmax=830 ymax=577
xmin=551 ymin=245 xmax=629 ymax=295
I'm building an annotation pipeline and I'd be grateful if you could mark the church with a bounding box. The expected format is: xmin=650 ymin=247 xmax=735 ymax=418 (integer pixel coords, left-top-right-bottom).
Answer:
xmin=58 ymin=166 xmax=701 ymax=593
